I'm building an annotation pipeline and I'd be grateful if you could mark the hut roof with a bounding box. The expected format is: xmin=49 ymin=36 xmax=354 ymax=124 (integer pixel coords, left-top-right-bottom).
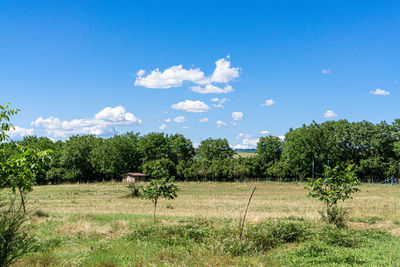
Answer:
xmin=124 ymin=172 xmax=147 ymax=177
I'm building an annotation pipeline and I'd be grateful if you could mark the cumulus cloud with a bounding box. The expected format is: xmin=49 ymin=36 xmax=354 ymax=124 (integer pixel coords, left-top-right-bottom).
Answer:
xmin=321 ymin=69 xmax=331 ymax=74
xmin=32 ymin=106 xmax=141 ymax=138
xmin=165 ymin=118 xmax=171 ymax=122
xmin=324 ymin=110 xmax=338 ymax=119
xmin=135 ymin=57 xmax=239 ymax=93
xmin=370 ymin=88 xmax=390 ymax=96
xmin=262 ymin=99 xmax=275 ymax=106
xmin=278 ymin=135 xmax=285 ymax=141
xmin=199 ymin=117 xmax=209 ymax=123
xmin=174 ymin=116 xmax=187 ymax=123
xmin=216 ymin=120 xmax=228 ymax=128
xmin=233 ymin=133 xmax=259 ymax=149
xmin=232 ymin=112 xmax=243 ymax=121
xmin=191 ymin=84 xmax=234 ymax=94
xmin=211 ymin=97 xmax=229 ymax=108
xmin=6 ymin=126 xmax=34 ymax=139
xmin=260 ymin=130 xmax=270 ymax=135
xmin=159 ymin=124 xmax=167 ymax=130
xmin=182 ymin=126 xmax=189 ymax=130
xmin=134 ymin=65 xmax=206 ymax=89
xmin=171 ymin=100 xmax=210 ymax=113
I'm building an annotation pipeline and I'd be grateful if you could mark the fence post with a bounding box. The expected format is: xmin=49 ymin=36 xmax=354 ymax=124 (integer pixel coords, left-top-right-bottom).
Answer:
xmin=392 ymin=176 xmax=394 ymax=186
xmin=385 ymin=178 xmax=387 ymax=185
xmin=372 ymin=178 xmax=374 ymax=186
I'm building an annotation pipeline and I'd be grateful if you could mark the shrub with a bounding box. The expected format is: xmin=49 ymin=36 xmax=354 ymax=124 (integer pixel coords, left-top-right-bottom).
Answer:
xmin=305 ymin=165 xmax=359 ymax=228
xmin=126 ymin=183 xmax=142 ymax=198
xmin=0 ymin=198 xmax=35 ymax=266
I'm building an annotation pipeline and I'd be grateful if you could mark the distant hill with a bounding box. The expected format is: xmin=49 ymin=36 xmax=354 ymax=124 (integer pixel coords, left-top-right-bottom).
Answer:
xmin=234 ymin=149 xmax=256 ymax=153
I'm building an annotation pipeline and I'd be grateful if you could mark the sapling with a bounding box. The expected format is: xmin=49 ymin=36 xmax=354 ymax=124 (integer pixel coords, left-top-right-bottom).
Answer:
xmin=141 ymin=162 xmax=178 ymax=219
xmin=305 ymin=164 xmax=360 ymax=227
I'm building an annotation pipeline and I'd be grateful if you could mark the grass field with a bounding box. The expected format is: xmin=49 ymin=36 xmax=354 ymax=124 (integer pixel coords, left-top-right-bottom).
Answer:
xmin=9 ymin=182 xmax=400 ymax=266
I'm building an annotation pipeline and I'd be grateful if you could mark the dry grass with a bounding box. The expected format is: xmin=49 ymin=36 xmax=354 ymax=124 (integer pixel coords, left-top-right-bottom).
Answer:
xmin=26 ymin=182 xmax=400 ymax=228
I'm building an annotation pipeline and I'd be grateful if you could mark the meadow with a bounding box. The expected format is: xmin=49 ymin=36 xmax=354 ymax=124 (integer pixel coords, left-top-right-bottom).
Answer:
xmin=7 ymin=181 xmax=400 ymax=266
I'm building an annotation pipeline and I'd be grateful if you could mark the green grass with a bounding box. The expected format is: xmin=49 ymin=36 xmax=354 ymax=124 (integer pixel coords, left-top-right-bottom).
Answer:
xmin=7 ymin=182 xmax=400 ymax=266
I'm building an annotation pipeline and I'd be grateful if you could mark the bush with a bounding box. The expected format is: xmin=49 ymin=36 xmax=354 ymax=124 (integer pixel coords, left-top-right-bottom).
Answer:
xmin=126 ymin=183 xmax=142 ymax=198
xmin=0 ymin=198 xmax=35 ymax=266
xmin=224 ymin=221 xmax=312 ymax=255
xmin=318 ymin=226 xmax=365 ymax=248
xmin=319 ymin=206 xmax=348 ymax=229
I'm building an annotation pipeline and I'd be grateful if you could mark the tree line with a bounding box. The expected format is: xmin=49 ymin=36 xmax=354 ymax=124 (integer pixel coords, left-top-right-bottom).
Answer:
xmin=2 ymin=119 xmax=400 ymax=183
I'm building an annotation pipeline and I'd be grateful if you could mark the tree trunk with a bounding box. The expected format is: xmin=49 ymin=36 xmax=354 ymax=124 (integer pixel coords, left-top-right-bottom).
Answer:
xmin=18 ymin=187 xmax=26 ymax=213
xmin=153 ymin=198 xmax=158 ymax=220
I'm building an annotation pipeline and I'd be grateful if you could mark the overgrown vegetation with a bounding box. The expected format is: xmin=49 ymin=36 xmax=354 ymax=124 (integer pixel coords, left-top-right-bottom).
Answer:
xmin=3 ymin=119 xmax=400 ymax=184
xmin=306 ymin=165 xmax=360 ymax=227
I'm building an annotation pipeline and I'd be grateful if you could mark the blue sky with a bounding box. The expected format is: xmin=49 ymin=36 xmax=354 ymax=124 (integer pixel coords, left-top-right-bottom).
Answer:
xmin=1 ymin=0 xmax=400 ymax=148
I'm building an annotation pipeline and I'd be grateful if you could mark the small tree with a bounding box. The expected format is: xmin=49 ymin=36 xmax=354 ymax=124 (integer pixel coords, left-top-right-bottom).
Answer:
xmin=142 ymin=162 xmax=178 ymax=219
xmin=1 ymin=146 xmax=51 ymax=212
xmin=305 ymin=164 xmax=360 ymax=227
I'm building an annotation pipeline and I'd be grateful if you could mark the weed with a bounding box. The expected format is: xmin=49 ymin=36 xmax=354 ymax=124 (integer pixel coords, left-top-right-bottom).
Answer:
xmin=350 ymin=216 xmax=383 ymax=224
xmin=33 ymin=210 xmax=50 ymax=218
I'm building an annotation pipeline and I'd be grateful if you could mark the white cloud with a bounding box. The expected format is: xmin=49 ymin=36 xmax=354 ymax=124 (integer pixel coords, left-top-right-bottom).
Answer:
xmin=134 ymin=65 xmax=206 ymax=89
xmin=260 ymin=130 xmax=270 ymax=135
xmin=278 ymin=135 xmax=285 ymax=141
xmin=199 ymin=117 xmax=209 ymax=123
xmin=164 ymin=118 xmax=171 ymax=122
xmin=324 ymin=110 xmax=338 ymax=119
xmin=233 ymin=133 xmax=259 ymax=149
xmin=173 ymin=116 xmax=187 ymax=123
xmin=232 ymin=112 xmax=243 ymax=121
xmin=321 ymin=69 xmax=331 ymax=74
xmin=135 ymin=57 xmax=239 ymax=92
xmin=211 ymin=97 xmax=229 ymax=103
xmin=262 ymin=99 xmax=275 ymax=106
xmin=6 ymin=126 xmax=34 ymax=139
xmin=395 ymin=80 xmax=399 ymax=85
xmin=171 ymin=100 xmax=210 ymax=113
xmin=191 ymin=84 xmax=234 ymax=94
xmin=370 ymin=88 xmax=390 ymax=96
xmin=163 ymin=110 xmax=168 ymax=114
xmin=216 ymin=120 xmax=228 ymax=128
xmin=32 ymin=106 xmax=141 ymax=138
xmin=137 ymin=69 xmax=146 ymax=76
xmin=211 ymin=97 xmax=229 ymax=108
xmin=210 ymin=58 xmax=240 ymax=83
xmin=159 ymin=124 xmax=167 ymax=130
xmin=182 ymin=126 xmax=189 ymax=130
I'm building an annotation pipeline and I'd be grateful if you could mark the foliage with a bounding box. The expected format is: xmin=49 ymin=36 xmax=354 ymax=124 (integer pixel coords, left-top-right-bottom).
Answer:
xmin=0 ymin=146 xmax=51 ymax=211
xmin=141 ymin=161 xmax=179 ymax=219
xmin=126 ymin=183 xmax=142 ymax=198
xmin=198 ymin=138 xmax=234 ymax=160
xmin=305 ymin=165 xmax=360 ymax=227
xmin=0 ymin=197 xmax=35 ymax=266
xmin=0 ymin=103 xmax=19 ymax=142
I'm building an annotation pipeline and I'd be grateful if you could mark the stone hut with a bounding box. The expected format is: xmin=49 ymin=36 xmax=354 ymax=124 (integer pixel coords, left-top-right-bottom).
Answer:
xmin=121 ymin=172 xmax=147 ymax=183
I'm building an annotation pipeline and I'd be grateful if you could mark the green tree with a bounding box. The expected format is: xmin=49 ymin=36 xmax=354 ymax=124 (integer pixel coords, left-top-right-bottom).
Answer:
xmin=138 ymin=132 xmax=169 ymax=162
xmin=90 ymin=132 xmax=141 ymax=180
xmin=0 ymin=103 xmax=19 ymax=142
xmin=58 ymin=135 xmax=102 ymax=182
xmin=168 ymin=134 xmax=195 ymax=164
xmin=198 ymin=138 xmax=234 ymax=160
xmin=305 ymin=165 xmax=360 ymax=227
xmin=1 ymin=146 xmax=51 ymax=212
xmin=142 ymin=161 xmax=179 ymax=219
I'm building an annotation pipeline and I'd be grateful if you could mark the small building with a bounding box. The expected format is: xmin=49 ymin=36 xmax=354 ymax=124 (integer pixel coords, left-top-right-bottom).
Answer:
xmin=121 ymin=172 xmax=147 ymax=183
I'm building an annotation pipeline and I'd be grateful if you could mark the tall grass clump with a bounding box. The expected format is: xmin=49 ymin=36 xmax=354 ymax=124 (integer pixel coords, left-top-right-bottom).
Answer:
xmin=0 ymin=197 xmax=35 ymax=266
